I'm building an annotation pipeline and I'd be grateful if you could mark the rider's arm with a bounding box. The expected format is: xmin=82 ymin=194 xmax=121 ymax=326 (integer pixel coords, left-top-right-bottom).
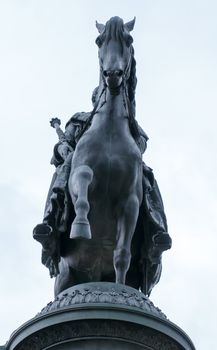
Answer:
xmin=51 ymin=122 xmax=76 ymax=166
xmin=51 ymin=112 xmax=90 ymax=166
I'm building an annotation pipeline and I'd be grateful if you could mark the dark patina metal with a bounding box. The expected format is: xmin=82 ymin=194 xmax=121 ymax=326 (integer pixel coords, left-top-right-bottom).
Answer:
xmin=33 ymin=16 xmax=172 ymax=298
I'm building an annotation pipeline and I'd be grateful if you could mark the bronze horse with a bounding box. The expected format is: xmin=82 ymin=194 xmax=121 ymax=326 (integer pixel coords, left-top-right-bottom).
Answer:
xmin=34 ymin=17 xmax=171 ymax=297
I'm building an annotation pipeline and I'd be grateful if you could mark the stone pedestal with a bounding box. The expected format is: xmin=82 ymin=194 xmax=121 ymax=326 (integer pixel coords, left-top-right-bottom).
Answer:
xmin=5 ymin=283 xmax=195 ymax=350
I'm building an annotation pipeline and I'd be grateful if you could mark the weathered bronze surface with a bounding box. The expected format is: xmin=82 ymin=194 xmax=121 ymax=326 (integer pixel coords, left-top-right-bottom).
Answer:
xmin=33 ymin=16 xmax=172 ymax=297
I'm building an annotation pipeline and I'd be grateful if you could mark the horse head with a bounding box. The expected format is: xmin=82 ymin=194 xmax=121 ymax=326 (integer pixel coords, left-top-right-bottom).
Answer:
xmin=96 ymin=16 xmax=136 ymax=94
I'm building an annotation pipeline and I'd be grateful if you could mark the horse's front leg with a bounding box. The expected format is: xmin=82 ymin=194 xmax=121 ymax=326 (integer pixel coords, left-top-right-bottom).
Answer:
xmin=69 ymin=165 xmax=93 ymax=240
xmin=114 ymin=194 xmax=140 ymax=284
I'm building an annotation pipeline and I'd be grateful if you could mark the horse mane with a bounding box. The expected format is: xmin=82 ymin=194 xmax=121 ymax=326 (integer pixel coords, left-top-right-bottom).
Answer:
xmin=127 ymin=48 xmax=137 ymax=119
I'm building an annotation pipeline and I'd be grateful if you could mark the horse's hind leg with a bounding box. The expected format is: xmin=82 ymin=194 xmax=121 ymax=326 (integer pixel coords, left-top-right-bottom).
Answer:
xmin=54 ymin=258 xmax=75 ymax=296
xmin=69 ymin=165 xmax=93 ymax=240
xmin=54 ymin=258 xmax=90 ymax=296
xmin=114 ymin=194 xmax=140 ymax=285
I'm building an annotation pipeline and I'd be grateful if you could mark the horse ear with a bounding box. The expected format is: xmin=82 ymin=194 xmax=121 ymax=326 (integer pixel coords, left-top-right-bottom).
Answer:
xmin=96 ymin=21 xmax=105 ymax=34
xmin=125 ymin=17 xmax=136 ymax=32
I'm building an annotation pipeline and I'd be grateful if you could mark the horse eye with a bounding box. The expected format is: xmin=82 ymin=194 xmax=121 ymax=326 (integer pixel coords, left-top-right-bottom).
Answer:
xmin=126 ymin=35 xmax=133 ymax=47
xmin=95 ymin=36 xmax=103 ymax=48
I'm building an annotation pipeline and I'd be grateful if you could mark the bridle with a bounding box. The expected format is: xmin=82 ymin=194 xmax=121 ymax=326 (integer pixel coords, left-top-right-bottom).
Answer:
xmin=99 ymin=45 xmax=133 ymax=88
xmin=77 ymin=45 xmax=140 ymax=144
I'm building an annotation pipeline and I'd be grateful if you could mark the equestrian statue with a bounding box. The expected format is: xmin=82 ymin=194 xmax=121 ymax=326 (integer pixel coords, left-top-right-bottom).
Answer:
xmin=33 ymin=16 xmax=172 ymax=297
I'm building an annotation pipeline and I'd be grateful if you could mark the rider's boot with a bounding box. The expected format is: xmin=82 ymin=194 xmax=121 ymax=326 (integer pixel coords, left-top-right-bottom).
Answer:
xmin=148 ymin=232 xmax=172 ymax=264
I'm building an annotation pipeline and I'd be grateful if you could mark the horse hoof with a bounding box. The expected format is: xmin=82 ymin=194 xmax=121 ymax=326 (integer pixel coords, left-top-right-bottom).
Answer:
xmin=70 ymin=222 xmax=91 ymax=240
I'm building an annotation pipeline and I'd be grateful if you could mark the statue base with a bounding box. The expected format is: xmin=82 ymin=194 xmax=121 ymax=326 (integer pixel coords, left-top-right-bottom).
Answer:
xmin=5 ymin=283 xmax=195 ymax=350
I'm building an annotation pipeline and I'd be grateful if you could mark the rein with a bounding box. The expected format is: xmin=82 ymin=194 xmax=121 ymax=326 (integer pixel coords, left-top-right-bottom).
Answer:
xmin=77 ymin=47 xmax=140 ymax=145
xmin=76 ymin=86 xmax=106 ymax=141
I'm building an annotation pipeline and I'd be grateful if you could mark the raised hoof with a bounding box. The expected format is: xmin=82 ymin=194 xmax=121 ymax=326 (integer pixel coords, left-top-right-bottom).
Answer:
xmin=70 ymin=222 xmax=91 ymax=240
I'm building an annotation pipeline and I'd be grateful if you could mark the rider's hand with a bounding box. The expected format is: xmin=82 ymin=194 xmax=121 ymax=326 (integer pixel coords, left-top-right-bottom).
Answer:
xmin=58 ymin=142 xmax=72 ymax=160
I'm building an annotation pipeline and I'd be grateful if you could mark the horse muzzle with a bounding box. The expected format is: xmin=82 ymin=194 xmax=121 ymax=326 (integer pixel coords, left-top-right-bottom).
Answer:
xmin=103 ymin=70 xmax=123 ymax=93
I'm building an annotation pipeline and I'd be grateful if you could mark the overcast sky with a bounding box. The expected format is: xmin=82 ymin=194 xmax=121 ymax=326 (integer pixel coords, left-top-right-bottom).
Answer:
xmin=0 ymin=1 xmax=216 ymax=348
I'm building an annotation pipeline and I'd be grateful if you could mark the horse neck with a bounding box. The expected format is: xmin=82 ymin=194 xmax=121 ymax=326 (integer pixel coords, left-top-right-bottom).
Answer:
xmin=99 ymin=85 xmax=129 ymax=122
